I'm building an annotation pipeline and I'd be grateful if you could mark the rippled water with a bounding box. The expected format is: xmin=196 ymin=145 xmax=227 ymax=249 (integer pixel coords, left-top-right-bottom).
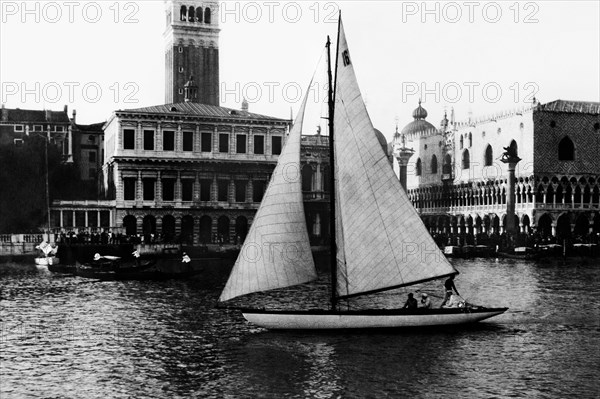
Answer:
xmin=1 ymin=257 xmax=599 ymax=398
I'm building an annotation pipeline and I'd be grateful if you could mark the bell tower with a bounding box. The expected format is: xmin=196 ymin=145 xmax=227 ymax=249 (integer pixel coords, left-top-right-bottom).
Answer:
xmin=164 ymin=1 xmax=220 ymax=105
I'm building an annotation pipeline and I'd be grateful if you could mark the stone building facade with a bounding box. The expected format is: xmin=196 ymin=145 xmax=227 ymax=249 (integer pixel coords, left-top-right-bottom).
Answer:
xmin=96 ymin=102 xmax=288 ymax=244
xmin=0 ymin=104 xmax=73 ymax=161
xmin=395 ymin=99 xmax=600 ymax=242
xmin=301 ymin=133 xmax=331 ymax=245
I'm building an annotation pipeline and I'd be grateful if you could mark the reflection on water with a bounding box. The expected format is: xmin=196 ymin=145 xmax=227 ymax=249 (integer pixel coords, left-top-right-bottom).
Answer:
xmin=1 ymin=258 xmax=599 ymax=398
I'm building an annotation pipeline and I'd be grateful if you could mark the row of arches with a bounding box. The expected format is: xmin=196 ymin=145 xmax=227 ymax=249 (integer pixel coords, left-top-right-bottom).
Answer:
xmin=408 ymin=174 xmax=600 ymax=210
xmin=180 ymin=5 xmax=212 ymax=24
xmin=422 ymin=211 xmax=599 ymax=241
xmin=122 ymin=214 xmax=248 ymax=245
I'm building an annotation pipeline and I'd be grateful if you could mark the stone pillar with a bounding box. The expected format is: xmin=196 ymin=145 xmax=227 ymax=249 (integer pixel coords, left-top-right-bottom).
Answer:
xmin=543 ymin=188 xmax=547 ymax=204
xmin=156 ymin=122 xmax=162 ymax=151
xmin=156 ymin=171 xmax=162 ymax=206
xmin=194 ymin=125 xmax=201 ymax=153
xmin=213 ymin=126 xmax=219 ymax=152
xmin=176 ymin=125 xmax=182 ymax=152
xmin=248 ymin=128 xmax=254 ymax=155
xmin=67 ymin=125 xmax=73 ymax=162
xmin=247 ymin=179 xmax=254 ymax=203
xmin=156 ymin=216 xmax=163 ymax=236
xmin=211 ymin=174 xmax=218 ymax=202
xmin=501 ymin=154 xmax=521 ymax=237
xmin=136 ymin=171 xmax=143 ymax=206
xmin=229 ymin=179 xmax=235 ymax=203
xmin=315 ymin=164 xmax=322 ymax=194
xmin=136 ymin=123 xmax=142 ymax=154
xmin=193 ymin=172 xmax=200 ymax=203
xmin=175 ymin=171 xmax=182 ymax=205
xmin=136 ymin=216 xmax=143 ymax=237
xmin=395 ymin=148 xmax=414 ymax=191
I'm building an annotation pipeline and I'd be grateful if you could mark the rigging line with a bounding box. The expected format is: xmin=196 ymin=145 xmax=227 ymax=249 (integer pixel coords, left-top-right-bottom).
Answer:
xmin=337 ymin=95 xmax=406 ymax=290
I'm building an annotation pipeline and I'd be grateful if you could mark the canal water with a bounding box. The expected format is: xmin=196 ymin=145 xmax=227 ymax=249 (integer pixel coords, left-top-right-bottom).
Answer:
xmin=1 ymin=257 xmax=599 ymax=398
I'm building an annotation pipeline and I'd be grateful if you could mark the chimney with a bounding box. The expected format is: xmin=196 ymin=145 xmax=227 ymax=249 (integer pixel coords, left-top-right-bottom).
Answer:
xmin=64 ymin=104 xmax=68 ymax=113
xmin=45 ymin=109 xmax=52 ymax=121
xmin=1 ymin=104 xmax=7 ymax=122
xmin=241 ymin=98 xmax=248 ymax=112
xmin=72 ymin=109 xmax=77 ymax=124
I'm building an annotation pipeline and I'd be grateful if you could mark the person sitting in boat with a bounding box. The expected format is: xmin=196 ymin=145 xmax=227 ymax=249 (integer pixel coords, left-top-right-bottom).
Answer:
xmin=420 ymin=293 xmax=432 ymax=309
xmin=402 ymin=293 xmax=418 ymax=309
xmin=440 ymin=275 xmax=460 ymax=307
xmin=443 ymin=293 xmax=466 ymax=308
xmin=132 ymin=250 xmax=140 ymax=266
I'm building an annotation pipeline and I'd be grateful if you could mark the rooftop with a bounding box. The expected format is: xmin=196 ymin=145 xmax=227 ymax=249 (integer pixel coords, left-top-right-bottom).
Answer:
xmin=74 ymin=122 xmax=105 ymax=132
xmin=0 ymin=107 xmax=71 ymax=124
xmin=117 ymin=102 xmax=289 ymax=122
xmin=536 ymin=100 xmax=600 ymax=115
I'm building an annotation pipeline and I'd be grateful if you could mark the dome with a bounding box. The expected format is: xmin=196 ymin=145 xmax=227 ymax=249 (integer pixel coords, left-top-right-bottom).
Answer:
xmin=373 ymin=128 xmax=389 ymax=156
xmin=400 ymin=119 xmax=436 ymax=136
xmin=412 ymin=100 xmax=428 ymax=120
xmin=401 ymin=100 xmax=436 ymax=136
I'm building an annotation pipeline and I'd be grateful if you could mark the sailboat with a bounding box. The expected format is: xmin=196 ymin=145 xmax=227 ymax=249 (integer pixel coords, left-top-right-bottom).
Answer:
xmin=218 ymin=17 xmax=508 ymax=329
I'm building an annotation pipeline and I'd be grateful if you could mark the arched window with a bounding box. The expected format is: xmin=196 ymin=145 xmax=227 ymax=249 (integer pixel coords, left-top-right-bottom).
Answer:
xmin=462 ymin=149 xmax=470 ymax=169
xmin=196 ymin=7 xmax=203 ymax=22
xmin=180 ymin=5 xmax=187 ymax=21
xmin=430 ymin=155 xmax=438 ymax=174
xmin=484 ymin=144 xmax=493 ymax=166
xmin=188 ymin=6 xmax=195 ymax=21
xmin=459 ymin=136 xmax=464 ymax=149
xmin=301 ymin=165 xmax=313 ymax=192
xmin=204 ymin=8 xmax=211 ymax=24
xmin=443 ymin=154 xmax=452 ymax=174
xmin=415 ymin=158 xmax=422 ymax=176
xmin=558 ymin=136 xmax=575 ymax=161
xmin=468 ymin=132 xmax=472 ymax=147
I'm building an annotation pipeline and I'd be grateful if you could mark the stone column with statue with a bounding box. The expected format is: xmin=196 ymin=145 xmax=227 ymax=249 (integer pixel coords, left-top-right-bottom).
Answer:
xmin=500 ymin=144 xmax=522 ymax=246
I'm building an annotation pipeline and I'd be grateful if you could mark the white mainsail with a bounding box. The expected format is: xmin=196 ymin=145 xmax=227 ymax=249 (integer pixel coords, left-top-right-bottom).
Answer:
xmin=333 ymin=20 xmax=457 ymax=299
xmin=219 ymin=88 xmax=317 ymax=302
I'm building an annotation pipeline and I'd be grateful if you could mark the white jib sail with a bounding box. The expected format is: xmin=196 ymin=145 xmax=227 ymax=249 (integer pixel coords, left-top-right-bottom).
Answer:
xmin=333 ymin=19 xmax=457 ymax=299
xmin=219 ymin=87 xmax=317 ymax=302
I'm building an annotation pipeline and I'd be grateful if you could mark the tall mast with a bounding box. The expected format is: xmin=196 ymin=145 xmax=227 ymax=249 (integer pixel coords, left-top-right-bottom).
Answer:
xmin=326 ymin=16 xmax=341 ymax=311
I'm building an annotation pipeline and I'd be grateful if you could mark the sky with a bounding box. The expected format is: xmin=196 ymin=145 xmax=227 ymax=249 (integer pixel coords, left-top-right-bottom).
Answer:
xmin=1 ymin=1 xmax=599 ymax=142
